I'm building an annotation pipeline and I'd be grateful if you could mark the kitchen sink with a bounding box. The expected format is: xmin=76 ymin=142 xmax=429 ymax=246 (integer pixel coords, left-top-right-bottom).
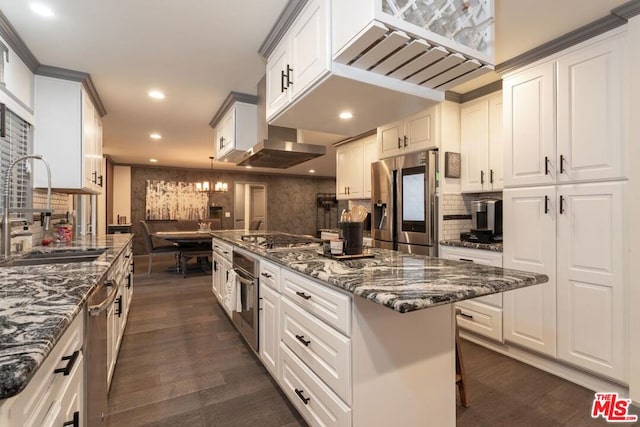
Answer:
xmin=0 ymin=248 xmax=107 ymax=267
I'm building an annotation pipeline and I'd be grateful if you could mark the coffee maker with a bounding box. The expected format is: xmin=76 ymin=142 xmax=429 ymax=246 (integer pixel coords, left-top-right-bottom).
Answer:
xmin=461 ymin=199 xmax=503 ymax=243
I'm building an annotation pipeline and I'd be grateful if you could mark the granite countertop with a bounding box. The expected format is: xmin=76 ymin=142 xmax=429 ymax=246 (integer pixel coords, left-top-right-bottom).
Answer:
xmin=212 ymin=231 xmax=546 ymax=314
xmin=0 ymin=234 xmax=133 ymax=400
xmin=440 ymin=239 xmax=503 ymax=252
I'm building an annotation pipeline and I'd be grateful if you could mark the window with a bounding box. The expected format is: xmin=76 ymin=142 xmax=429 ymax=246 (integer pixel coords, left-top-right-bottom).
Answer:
xmin=0 ymin=104 xmax=32 ymax=220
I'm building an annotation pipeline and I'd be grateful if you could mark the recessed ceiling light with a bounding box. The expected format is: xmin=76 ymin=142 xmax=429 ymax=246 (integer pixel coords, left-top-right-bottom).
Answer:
xmin=149 ymin=133 xmax=162 ymax=140
xmin=245 ymin=166 xmax=252 ymax=169
xmin=149 ymin=158 xmax=158 ymax=163
xmin=339 ymin=111 xmax=353 ymax=120
xmin=148 ymin=90 xmax=165 ymax=100
xmin=30 ymin=3 xmax=54 ymax=18
xmin=309 ymin=169 xmax=316 ymax=174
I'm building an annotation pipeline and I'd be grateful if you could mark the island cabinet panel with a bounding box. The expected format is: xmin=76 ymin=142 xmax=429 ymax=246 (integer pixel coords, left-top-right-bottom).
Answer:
xmin=259 ymin=259 xmax=281 ymax=292
xmin=281 ymin=297 xmax=352 ymax=404
xmin=556 ymin=182 xmax=627 ymax=381
xmin=259 ymin=284 xmax=281 ymax=379
xmin=281 ymin=269 xmax=351 ymax=336
xmin=280 ymin=343 xmax=351 ymax=427
xmin=503 ymin=187 xmax=557 ymax=357
xmin=351 ymin=298 xmax=455 ymax=427
xmin=0 ymin=313 xmax=85 ymax=427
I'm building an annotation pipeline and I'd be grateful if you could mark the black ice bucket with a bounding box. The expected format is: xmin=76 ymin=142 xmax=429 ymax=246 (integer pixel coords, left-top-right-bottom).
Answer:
xmin=339 ymin=221 xmax=363 ymax=255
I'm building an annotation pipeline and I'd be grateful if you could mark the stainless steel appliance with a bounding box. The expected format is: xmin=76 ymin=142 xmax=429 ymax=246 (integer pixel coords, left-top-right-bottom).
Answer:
xmin=86 ymin=276 xmax=119 ymax=426
xmin=232 ymin=248 xmax=259 ymax=351
xmin=463 ymin=199 xmax=502 ymax=243
xmin=371 ymin=150 xmax=438 ymax=256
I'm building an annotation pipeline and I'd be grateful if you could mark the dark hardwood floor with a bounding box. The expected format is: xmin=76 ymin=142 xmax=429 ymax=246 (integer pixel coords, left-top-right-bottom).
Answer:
xmin=109 ymin=254 xmax=615 ymax=426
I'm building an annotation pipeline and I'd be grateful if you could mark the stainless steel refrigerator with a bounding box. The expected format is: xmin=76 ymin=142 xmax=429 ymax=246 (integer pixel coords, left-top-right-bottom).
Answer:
xmin=371 ymin=150 xmax=438 ymax=256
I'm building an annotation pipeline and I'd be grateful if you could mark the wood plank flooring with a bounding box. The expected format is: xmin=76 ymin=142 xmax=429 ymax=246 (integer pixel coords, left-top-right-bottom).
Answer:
xmin=109 ymin=254 xmax=613 ymax=426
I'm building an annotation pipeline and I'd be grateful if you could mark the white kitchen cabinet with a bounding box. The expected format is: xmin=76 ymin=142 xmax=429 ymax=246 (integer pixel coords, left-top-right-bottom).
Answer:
xmin=34 ymin=75 xmax=103 ymax=194
xmin=461 ymin=92 xmax=503 ymax=192
xmin=556 ymin=182 xmax=627 ymax=381
xmin=260 ymin=284 xmax=281 ymax=379
xmin=440 ymin=246 xmax=504 ymax=342
xmin=556 ymin=36 xmax=625 ymax=183
xmin=503 ymin=61 xmax=555 ymax=188
xmin=503 ymin=186 xmax=557 ymax=357
xmin=214 ymin=101 xmax=257 ymax=162
xmin=378 ymin=106 xmax=437 ymax=159
xmin=266 ymin=0 xmax=330 ymax=120
xmin=0 ymin=313 xmax=85 ymax=427
xmin=336 ymin=133 xmax=378 ymax=200
xmin=504 ymin=29 xmax=626 ymax=188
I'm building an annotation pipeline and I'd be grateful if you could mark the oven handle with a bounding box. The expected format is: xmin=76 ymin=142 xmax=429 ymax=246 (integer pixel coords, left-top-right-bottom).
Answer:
xmin=88 ymin=285 xmax=119 ymax=316
xmin=233 ymin=268 xmax=256 ymax=285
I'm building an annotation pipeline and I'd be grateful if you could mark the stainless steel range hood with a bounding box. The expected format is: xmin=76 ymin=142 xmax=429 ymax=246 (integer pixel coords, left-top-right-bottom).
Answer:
xmin=237 ymin=76 xmax=326 ymax=169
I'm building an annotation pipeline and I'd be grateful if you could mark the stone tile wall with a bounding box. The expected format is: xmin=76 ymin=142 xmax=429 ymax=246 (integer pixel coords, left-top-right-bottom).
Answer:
xmin=130 ymin=166 xmax=336 ymax=254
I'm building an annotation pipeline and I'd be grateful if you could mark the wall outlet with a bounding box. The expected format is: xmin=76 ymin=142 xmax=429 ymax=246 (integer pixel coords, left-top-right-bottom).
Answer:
xmin=225 ymin=212 xmax=231 ymax=217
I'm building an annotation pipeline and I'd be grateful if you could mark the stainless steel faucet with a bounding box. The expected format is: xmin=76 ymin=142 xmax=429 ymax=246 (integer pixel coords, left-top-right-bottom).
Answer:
xmin=2 ymin=154 xmax=52 ymax=259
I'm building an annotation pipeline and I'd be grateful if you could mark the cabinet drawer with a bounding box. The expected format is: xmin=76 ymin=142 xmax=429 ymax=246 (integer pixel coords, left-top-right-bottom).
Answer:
xmin=281 ymin=297 xmax=351 ymax=404
xmin=281 ymin=269 xmax=351 ymax=336
xmin=280 ymin=343 xmax=351 ymax=427
xmin=259 ymin=260 xmax=281 ymax=292
xmin=456 ymin=302 xmax=503 ymax=342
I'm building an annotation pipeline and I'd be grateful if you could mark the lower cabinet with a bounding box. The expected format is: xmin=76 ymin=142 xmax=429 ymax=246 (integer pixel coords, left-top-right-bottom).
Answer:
xmin=440 ymin=246 xmax=504 ymax=342
xmin=259 ymin=284 xmax=280 ymax=378
xmin=0 ymin=313 xmax=85 ymax=427
xmin=212 ymin=239 xmax=233 ymax=317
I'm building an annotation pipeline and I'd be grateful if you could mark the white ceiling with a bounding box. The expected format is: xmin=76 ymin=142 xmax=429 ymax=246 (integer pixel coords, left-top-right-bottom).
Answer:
xmin=0 ymin=0 xmax=629 ymax=176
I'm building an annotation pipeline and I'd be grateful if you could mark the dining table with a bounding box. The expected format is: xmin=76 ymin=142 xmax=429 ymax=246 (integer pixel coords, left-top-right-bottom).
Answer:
xmin=152 ymin=231 xmax=213 ymax=277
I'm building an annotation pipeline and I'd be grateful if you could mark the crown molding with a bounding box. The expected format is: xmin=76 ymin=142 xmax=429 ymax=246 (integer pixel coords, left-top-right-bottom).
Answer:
xmin=444 ymin=91 xmax=463 ymax=103
xmin=258 ymin=0 xmax=309 ymax=58
xmin=209 ymin=91 xmax=258 ymax=128
xmin=0 ymin=10 xmax=40 ymax=72
xmin=612 ymin=0 xmax=640 ymax=19
xmin=36 ymin=65 xmax=107 ymax=117
xmin=496 ymin=13 xmax=626 ymax=75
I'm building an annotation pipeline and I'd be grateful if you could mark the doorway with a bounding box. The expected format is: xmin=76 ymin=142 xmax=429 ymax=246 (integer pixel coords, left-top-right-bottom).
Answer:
xmin=234 ymin=182 xmax=267 ymax=230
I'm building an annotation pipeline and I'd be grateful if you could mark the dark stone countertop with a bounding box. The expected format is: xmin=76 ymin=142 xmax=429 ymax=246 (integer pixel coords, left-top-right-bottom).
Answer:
xmin=0 ymin=234 xmax=133 ymax=400
xmin=212 ymin=231 xmax=546 ymax=314
xmin=440 ymin=239 xmax=503 ymax=252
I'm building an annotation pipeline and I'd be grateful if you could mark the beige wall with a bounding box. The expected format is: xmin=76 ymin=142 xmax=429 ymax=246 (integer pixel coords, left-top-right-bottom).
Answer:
xmin=112 ymin=165 xmax=132 ymax=223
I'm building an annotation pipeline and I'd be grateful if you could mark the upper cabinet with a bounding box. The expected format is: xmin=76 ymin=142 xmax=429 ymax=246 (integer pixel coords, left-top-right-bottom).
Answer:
xmin=264 ymin=0 xmax=493 ymax=136
xmin=266 ymin=0 xmax=330 ymax=119
xmin=460 ymin=91 xmax=502 ymax=192
xmin=336 ymin=133 xmax=378 ymax=200
xmin=503 ymin=29 xmax=626 ymax=188
xmin=33 ymin=76 xmax=103 ymax=194
xmin=378 ymin=105 xmax=437 ymax=159
xmin=211 ymin=95 xmax=258 ymax=163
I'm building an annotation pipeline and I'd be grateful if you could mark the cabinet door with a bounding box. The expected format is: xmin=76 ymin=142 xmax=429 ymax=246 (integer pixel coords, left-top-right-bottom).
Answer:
xmin=216 ymin=109 xmax=235 ymax=159
xmin=378 ymin=120 xmax=403 ymax=159
xmin=557 ymin=35 xmax=625 ymax=183
xmin=289 ymin=0 xmax=329 ymax=99
xmin=60 ymin=351 xmax=84 ymax=427
xmin=503 ymin=62 xmax=555 ymax=187
xmin=460 ymin=99 xmax=489 ymax=192
xmin=488 ymin=93 xmax=504 ymax=190
xmin=82 ymin=90 xmax=96 ymax=190
xmin=335 ymin=145 xmax=350 ymax=200
xmin=336 ymin=141 xmax=363 ymax=200
xmin=404 ymin=107 xmax=435 ymax=152
xmin=362 ymin=135 xmax=378 ymax=198
xmin=503 ymin=187 xmax=557 ymax=357
xmin=266 ymin=41 xmax=291 ymax=120
xmin=556 ymin=182 xmax=626 ymax=381
xmin=259 ymin=284 xmax=280 ymax=379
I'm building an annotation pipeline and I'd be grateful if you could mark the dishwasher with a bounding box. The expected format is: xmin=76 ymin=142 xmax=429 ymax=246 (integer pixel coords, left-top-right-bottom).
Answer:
xmin=86 ymin=273 xmax=119 ymax=425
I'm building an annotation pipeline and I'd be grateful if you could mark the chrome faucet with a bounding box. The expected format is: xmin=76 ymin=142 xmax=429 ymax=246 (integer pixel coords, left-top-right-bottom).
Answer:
xmin=2 ymin=154 xmax=52 ymax=259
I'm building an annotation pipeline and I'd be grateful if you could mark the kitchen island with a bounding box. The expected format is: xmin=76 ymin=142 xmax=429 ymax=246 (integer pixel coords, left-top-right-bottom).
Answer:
xmin=0 ymin=234 xmax=134 ymax=426
xmin=211 ymin=230 xmax=548 ymax=426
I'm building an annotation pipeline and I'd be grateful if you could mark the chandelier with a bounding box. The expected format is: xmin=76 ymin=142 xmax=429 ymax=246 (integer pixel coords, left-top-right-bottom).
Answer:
xmin=196 ymin=156 xmax=228 ymax=193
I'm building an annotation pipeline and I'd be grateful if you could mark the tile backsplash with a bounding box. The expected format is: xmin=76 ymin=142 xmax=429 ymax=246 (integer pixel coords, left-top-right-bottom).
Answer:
xmin=441 ymin=192 xmax=502 ymax=240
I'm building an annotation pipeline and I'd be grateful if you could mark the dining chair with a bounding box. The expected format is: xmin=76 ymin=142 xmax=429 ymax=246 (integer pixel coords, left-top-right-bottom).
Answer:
xmin=139 ymin=220 xmax=179 ymax=275
xmin=249 ymin=219 xmax=262 ymax=230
